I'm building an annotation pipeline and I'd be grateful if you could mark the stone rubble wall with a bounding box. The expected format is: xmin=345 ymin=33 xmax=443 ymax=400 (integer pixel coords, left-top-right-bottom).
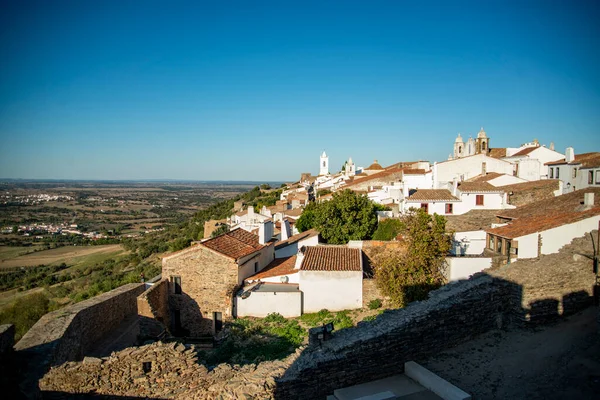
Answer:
xmin=40 ymin=341 xmax=302 ymax=399
xmin=14 ymin=283 xmax=145 ymax=399
xmin=489 ymin=232 xmax=597 ymax=323
xmin=138 ymin=279 xmax=170 ymax=338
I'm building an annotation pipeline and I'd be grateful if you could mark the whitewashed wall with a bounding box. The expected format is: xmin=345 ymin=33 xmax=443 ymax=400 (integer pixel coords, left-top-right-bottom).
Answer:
xmin=452 ymin=230 xmax=487 ymax=255
xmin=541 ymin=215 xmax=600 ymax=255
xmin=235 ymin=290 xmax=302 ymax=318
xmin=436 ymin=154 xmax=513 ymax=184
xmin=457 ymin=192 xmax=505 ymax=212
xmin=238 ymin=245 xmax=275 ymax=284
xmin=446 ymin=257 xmax=492 ymax=282
xmin=488 ymin=174 xmax=526 ymax=186
xmin=274 ymin=235 xmax=319 ymax=258
xmin=259 ymin=272 xmax=300 ymax=284
xmin=514 ymin=232 xmax=539 ymax=259
xmin=516 ymin=158 xmax=541 ymax=181
xmin=299 ymin=271 xmax=362 ymax=313
xmin=403 ymin=172 xmax=433 ymax=189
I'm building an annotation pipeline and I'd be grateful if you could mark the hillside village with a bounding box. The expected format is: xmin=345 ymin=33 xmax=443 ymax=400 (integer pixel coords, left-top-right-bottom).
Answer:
xmin=3 ymin=128 xmax=600 ymax=399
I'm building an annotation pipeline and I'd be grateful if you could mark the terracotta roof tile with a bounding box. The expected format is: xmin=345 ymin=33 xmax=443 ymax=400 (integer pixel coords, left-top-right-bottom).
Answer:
xmin=467 ymin=172 xmax=503 ymax=182
xmin=275 ymin=229 xmax=319 ymax=249
xmin=487 ymin=188 xmax=600 ymax=239
xmin=366 ymin=160 xmax=384 ymax=170
xmin=511 ymin=146 xmax=539 ymax=157
xmin=545 ymin=152 xmax=600 ymax=168
xmin=402 ymin=169 xmax=428 ymax=175
xmin=201 ymin=228 xmax=265 ymax=260
xmin=488 ymin=148 xmax=507 ymax=159
xmin=245 ymin=256 xmax=297 ymax=281
xmin=345 ymin=167 xmax=403 ymax=189
xmin=300 ymin=246 xmax=362 ymax=272
xmin=458 ymin=182 xmax=504 ymax=193
xmin=407 ymin=189 xmax=459 ymax=202
xmin=498 ymin=179 xmax=560 ymax=192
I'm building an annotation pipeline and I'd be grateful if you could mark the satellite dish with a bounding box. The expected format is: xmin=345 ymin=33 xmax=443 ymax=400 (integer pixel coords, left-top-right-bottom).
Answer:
xmin=280 ymin=275 xmax=289 ymax=283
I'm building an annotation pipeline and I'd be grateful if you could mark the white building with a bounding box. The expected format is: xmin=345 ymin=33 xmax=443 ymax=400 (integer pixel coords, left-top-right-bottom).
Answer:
xmin=320 ymin=151 xmax=329 ymax=176
xmin=486 ymin=189 xmax=600 ymax=260
xmin=434 ymin=153 xmax=514 ymax=187
xmin=545 ymin=148 xmax=600 ymax=194
xmin=501 ymin=144 xmax=564 ymax=181
xmin=235 ymin=246 xmax=363 ymax=317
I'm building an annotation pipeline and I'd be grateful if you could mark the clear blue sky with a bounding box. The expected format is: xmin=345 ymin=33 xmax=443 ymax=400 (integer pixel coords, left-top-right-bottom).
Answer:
xmin=1 ymin=0 xmax=599 ymax=181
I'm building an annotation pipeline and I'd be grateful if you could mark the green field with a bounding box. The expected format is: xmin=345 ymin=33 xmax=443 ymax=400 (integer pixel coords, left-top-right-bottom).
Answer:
xmin=0 ymin=244 xmax=125 ymax=269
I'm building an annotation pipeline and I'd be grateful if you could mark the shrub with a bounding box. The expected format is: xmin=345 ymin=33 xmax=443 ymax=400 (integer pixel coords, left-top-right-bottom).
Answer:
xmin=368 ymin=298 xmax=382 ymax=310
xmin=362 ymin=315 xmax=377 ymax=322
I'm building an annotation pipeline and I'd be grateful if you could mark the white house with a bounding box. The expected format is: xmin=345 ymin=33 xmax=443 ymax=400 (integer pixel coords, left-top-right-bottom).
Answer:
xmin=235 ymin=246 xmax=363 ymax=317
xmin=545 ymin=148 xmax=600 ymax=194
xmin=486 ymin=189 xmax=600 ymax=260
xmin=434 ymin=153 xmax=514 ymax=186
xmin=502 ymin=144 xmax=564 ymax=181
xmin=466 ymin=172 xmax=527 ymax=187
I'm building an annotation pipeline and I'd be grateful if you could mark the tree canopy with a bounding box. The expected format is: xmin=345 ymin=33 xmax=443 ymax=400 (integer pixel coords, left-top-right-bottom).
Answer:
xmin=373 ymin=208 xmax=451 ymax=306
xmin=296 ymin=190 xmax=378 ymax=244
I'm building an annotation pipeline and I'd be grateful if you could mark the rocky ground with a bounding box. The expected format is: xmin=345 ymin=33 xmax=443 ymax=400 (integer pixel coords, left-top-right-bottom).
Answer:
xmin=40 ymin=341 xmax=302 ymax=399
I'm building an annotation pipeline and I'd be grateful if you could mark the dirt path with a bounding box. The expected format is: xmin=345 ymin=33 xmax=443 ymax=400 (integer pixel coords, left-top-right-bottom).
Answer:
xmin=423 ymin=307 xmax=600 ymax=399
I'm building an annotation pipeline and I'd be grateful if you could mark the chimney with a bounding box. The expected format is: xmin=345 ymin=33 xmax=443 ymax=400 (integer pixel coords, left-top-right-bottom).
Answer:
xmin=281 ymin=219 xmax=291 ymax=241
xmin=258 ymin=220 xmax=273 ymax=245
xmin=248 ymin=206 xmax=255 ymax=219
xmin=294 ymin=246 xmax=306 ymax=269
xmin=565 ymin=147 xmax=575 ymax=163
xmin=549 ymin=142 xmax=555 ymax=151
xmin=452 ymin=177 xmax=458 ymax=197
xmin=584 ymin=193 xmax=594 ymax=207
xmin=432 ymin=162 xmax=438 ymax=189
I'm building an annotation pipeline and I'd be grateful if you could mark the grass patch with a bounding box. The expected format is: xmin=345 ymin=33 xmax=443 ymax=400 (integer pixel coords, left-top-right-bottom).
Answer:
xmin=299 ymin=309 xmax=355 ymax=331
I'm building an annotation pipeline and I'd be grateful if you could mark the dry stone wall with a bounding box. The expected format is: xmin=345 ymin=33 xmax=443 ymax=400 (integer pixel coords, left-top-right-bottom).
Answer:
xmin=14 ymin=283 xmax=145 ymax=399
xmin=138 ymin=279 xmax=170 ymax=338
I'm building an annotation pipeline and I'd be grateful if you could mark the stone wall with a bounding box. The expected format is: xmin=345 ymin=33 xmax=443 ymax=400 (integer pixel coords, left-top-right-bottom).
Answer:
xmin=14 ymin=283 xmax=145 ymax=398
xmin=162 ymin=246 xmax=239 ymax=336
xmin=137 ymin=279 xmax=170 ymax=338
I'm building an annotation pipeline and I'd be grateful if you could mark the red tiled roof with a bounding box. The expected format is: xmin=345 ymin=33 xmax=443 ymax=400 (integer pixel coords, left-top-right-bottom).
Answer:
xmin=467 ymin=172 xmax=503 ymax=182
xmin=406 ymin=189 xmax=459 ymax=202
xmin=245 ymin=256 xmax=297 ymax=281
xmin=545 ymin=152 xmax=600 ymax=168
xmin=510 ymin=146 xmax=539 ymax=157
xmin=487 ymin=188 xmax=600 ymax=239
xmin=366 ymin=160 xmax=384 ymax=170
xmin=488 ymin=148 xmax=507 ymax=159
xmin=498 ymin=179 xmax=560 ymax=192
xmin=402 ymin=169 xmax=428 ymax=175
xmin=345 ymin=167 xmax=403 ymax=189
xmin=201 ymin=228 xmax=265 ymax=260
xmin=458 ymin=182 xmax=504 ymax=193
xmin=300 ymin=246 xmax=362 ymax=272
xmin=275 ymin=228 xmax=319 ymax=249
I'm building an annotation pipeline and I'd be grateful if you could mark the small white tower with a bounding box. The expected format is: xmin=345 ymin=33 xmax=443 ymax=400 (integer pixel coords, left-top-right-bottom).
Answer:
xmin=345 ymin=157 xmax=356 ymax=177
xmin=320 ymin=151 xmax=329 ymax=176
xmin=453 ymin=133 xmax=464 ymax=159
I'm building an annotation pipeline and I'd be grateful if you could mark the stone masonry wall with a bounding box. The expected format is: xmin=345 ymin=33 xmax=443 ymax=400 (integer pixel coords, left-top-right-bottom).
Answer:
xmin=14 ymin=283 xmax=145 ymax=398
xmin=162 ymin=246 xmax=238 ymax=336
xmin=137 ymin=279 xmax=170 ymax=338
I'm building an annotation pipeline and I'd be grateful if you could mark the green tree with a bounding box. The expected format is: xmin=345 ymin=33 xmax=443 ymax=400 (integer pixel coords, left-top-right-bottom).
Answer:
xmin=211 ymin=224 xmax=230 ymax=238
xmin=373 ymin=208 xmax=451 ymax=307
xmin=313 ymin=190 xmax=378 ymax=244
xmin=296 ymin=202 xmax=318 ymax=232
xmin=372 ymin=218 xmax=405 ymax=241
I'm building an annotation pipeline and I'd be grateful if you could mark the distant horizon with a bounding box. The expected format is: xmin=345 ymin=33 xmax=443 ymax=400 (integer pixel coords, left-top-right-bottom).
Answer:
xmin=0 ymin=178 xmax=288 ymax=185
xmin=1 ymin=1 xmax=599 ymax=180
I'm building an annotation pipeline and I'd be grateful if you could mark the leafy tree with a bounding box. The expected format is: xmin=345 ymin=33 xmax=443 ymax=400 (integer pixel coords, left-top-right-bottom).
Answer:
xmin=313 ymin=190 xmax=378 ymax=244
xmin=296 ymin=202 xmax=318 ymax=232
xmin=373 ymin=208 xmax=451 ymax=307
xmin=372 ymin=218 xmax=405 ymax=241
xmin=211 ymin=224 xmax=230 ymax=238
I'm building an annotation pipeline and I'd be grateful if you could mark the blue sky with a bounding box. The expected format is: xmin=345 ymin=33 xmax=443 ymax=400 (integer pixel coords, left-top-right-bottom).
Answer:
xmin=1 ymin=0 xmax=599 ymax=181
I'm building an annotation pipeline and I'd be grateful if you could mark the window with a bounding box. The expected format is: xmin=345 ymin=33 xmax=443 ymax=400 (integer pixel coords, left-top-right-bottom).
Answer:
xmin=596 ymin=170 xmax=600 ymax=184
xmin=254 ymin=262 xmax=259 ymax=273
xmin=572 ymin=168 xmax=577 ymax=178
xmin=549 ymin=168 xmax=554 ymax=178
xmin=556 ymin=167 xmax=559 ymax=179
xmin=496 ymin=237 xmax=502 ymax=253
xmin=489 ymin=235 xmax=494 ymax=250
xmin=323 ymin=161 xmax=326 ymax=167
xmin=482 ymin=142 xmax=486 ymax=150
xmin=458 ymin=146 xmax=462 ymax=153
xmin=445 ymin=203 xmax=453 ymax=214
xmin=420 ymin=203 xmax=428 ymax=213
xmin=476 ymin=195 xmax=484 ymax=206
xmin=170 ymin=276 xmax=182 ymax=294
xmin=589 ymin=171 xmax=594 ymax=184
